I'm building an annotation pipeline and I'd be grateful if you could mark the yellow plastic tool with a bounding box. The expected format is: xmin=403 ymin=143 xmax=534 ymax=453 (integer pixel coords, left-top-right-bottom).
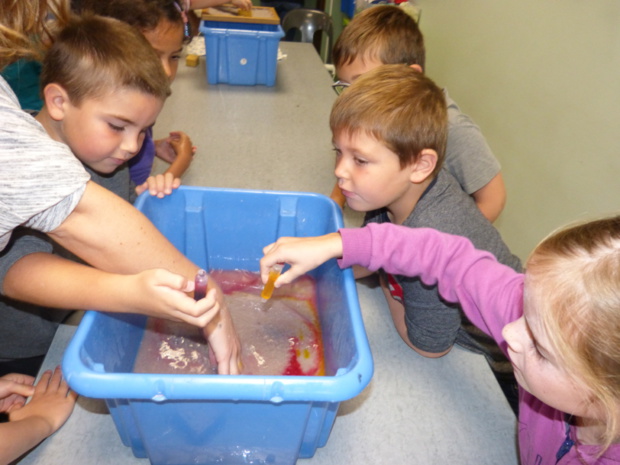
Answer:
xmin=261 ymin=264 xmax=283 ymax=300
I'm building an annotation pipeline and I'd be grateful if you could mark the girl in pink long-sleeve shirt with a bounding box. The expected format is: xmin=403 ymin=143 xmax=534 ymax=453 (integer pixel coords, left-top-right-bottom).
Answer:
xmin=260 ymin=217 xmax=620 ymax=464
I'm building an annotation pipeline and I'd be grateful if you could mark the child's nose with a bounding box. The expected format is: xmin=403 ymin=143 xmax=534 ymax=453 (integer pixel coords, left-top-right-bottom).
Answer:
xmin=502 ymin=317 xmax=525 ymax=354
xmin=160 ymin=58 xmax=173 ymax=79
xmin=121 ymin=135 xmax=141 ymax=156
xmin=334 ymin=158 xmax=347 ymax=179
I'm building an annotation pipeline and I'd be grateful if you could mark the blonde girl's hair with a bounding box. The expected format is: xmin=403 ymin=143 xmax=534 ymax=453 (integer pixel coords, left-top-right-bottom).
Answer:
xmin=526 ymin=215 xmax=620 ymax=451
xmin=40 ymin=14 xmax=171 ymax=105
xmin=333 ymin=5 xmax=425 ymax=72
xmin=0 ymin=0 xmax=72 ymax=70
xmin=330 ymin=64 xmax=447 ymax=175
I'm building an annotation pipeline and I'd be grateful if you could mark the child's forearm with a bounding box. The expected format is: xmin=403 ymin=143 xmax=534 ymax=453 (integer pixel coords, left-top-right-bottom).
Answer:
xmin=48 ymin=182 xmax=198 ymax=277
xmin=164 ymin=150 xmax=193 ymax=179
xmin=4 ymin=252 xmax=134 ymax=311
xmin=0 ymin=417 xmax=52 ymax=464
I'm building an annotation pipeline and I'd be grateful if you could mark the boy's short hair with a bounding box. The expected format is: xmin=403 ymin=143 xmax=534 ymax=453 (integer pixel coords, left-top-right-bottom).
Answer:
xmin=40 ymin=14 xmax=170 ymax=105
xmin=333 ymin=5 xmax=425 ymax=71
xmin=330 ymin=64 xmax=447 ymax=175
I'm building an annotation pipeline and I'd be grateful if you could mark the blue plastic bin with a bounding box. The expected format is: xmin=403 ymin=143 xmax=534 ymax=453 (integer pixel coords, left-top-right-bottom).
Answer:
xmin=200 ymin=20 xmax=284 ymax=86
xmin=62 ymin=187 xmax=373 ymax=465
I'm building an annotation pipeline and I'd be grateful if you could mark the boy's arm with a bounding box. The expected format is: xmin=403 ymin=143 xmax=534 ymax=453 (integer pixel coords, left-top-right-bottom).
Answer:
xmin=45 ymin=181 xmax=240 ymax=374
xmin=444 ymin=99 xmax=505 ymax=221
xmin=3 ymin=253 xmax=211 ymax=321
xmin=4 ymin=252 xmax=240 ymax=375
xmin=48 ymin=181 xmax=194 ymax=276
xmin=471 ymin=172 xmax=506 ymax=223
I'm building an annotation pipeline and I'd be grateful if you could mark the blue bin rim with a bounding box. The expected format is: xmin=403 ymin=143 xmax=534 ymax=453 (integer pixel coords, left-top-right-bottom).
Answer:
xmin=134 ymin=186 xmax=338 ymax=208
xmin=62 ymin=187 xmax=374 ymax=403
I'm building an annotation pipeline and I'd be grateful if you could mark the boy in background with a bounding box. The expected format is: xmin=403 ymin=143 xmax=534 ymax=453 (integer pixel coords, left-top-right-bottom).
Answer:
xmin=0 ymin=15 xmax=236 ymax=377
xmin=330 ymin=5 xmax=506 ymax=223
xmin=329 ymin=64 xmax=520 ymax=414
xmin=77 ymin=0 xmax=199 ymax=193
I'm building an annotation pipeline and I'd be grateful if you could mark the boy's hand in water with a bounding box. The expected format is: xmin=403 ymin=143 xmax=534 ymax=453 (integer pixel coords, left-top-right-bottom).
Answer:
xmin=199 ymin=281 xmax=242 ymax=375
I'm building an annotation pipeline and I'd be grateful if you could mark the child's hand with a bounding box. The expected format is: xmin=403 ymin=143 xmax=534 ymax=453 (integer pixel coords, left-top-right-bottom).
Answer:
xmin=155 ymin=132 xmax=196 ymax=164
xmin=135 ymin=172 xmax=181 ymax=198
xmin=201 ymin=282 xmax=242 ymax=375
xmin=9 ymin=367 xmax=77 ymax=436
xmin=166 ymin=131 xmax=194 ymax=156
xmin=154 ymin=136 xmax=177 ymax=164
xmin=260 ymin=232 xmax=344 ymax=287
xmin=157 ymin=131 xmax=196 ymax=179
xmin=232 ymin=0 xmax=252 ymax=10
xmin=0 ymin=374 xmax=35 ymax=413
xmin=120 ymin=269 xmax=222 ymax=328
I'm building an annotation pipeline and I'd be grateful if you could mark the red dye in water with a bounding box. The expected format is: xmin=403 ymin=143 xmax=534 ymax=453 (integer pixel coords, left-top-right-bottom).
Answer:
xmin=134 ymin=270 xmax=325 ymax=376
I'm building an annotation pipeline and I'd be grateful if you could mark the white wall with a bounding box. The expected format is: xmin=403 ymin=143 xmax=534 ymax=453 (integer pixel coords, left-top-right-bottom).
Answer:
xmin=415 ymin=0 xmax=620 ymax=260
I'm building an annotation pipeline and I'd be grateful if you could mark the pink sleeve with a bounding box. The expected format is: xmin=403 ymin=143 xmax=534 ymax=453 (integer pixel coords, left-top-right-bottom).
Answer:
xmin=338 ymin=223 xmax=524 ymax=352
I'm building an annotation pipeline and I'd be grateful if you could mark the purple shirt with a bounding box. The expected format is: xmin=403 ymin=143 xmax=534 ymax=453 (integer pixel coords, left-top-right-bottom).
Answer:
xmin=128 ymin=127 xmax=155 ymax=185
xmin=338 ymin=223 xmax=620 ymax=465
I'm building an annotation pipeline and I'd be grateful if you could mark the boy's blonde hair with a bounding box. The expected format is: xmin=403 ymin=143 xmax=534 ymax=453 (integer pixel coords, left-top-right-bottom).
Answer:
xmin=0 ymin=0 xmax=71 ymax=69
xmin=40 ymin=14 xmax=170 ymax=105
xmin=330 ymin=64 xmax=447 ymax=175
xmin=526 ymin=215 xmax=620 ymax=450
xmin=333 ymin=5 xmax=425 ymax=72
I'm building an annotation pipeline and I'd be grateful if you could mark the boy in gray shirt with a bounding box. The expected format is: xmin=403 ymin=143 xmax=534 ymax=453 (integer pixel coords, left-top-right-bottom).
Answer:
xmin=331 ymin=64 xmax=521 ymax=414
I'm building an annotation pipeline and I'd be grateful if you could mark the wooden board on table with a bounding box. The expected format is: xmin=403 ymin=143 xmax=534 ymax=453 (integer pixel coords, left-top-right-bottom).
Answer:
xmin=201 ymin=5 xmax=280 ymax=25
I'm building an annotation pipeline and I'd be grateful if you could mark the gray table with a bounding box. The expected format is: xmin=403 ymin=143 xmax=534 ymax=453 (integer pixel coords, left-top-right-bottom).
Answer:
xmin=17 ymin=42 xmax=518 ymax=465
xmin=150 ymin=42 xmax=338 ymax=196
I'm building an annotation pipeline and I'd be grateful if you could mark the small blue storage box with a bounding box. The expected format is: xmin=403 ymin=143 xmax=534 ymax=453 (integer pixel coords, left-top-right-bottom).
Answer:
xmin=62 ymin=187 xmax=373 ymax=465
xmin=200 ymin=19 xmax=284 ymax=86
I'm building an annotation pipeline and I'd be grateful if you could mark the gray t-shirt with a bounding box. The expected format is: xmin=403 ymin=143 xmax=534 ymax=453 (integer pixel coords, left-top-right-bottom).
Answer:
xmin=0 ymin=76 xmax=89 ymax=250
xmin=443 ymin=90 xmax=500 ymax=195
xmin=0 ymin=161 xmax=136 ymax=360
xmin=364 ymin=169 xmax=521 ymax=374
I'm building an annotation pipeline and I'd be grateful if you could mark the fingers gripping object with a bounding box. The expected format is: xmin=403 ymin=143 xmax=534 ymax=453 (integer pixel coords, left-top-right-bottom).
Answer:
xmin=260 ymin=264 xmax=283 ymax=301
xmin=194 ymin=269 xmax=208 ymax=300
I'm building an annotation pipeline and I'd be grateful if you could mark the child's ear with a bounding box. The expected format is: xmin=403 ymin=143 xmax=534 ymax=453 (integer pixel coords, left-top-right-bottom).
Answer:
xmin=42 ymin=83 xmax=71 ymax=121
xmin=409 ymin=148 xmax=438 ymax=183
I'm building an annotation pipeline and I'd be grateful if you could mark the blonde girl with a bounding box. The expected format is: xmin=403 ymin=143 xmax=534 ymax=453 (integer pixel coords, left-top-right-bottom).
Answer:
xmin=260 ymin=216 xmax=620 ymax=464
